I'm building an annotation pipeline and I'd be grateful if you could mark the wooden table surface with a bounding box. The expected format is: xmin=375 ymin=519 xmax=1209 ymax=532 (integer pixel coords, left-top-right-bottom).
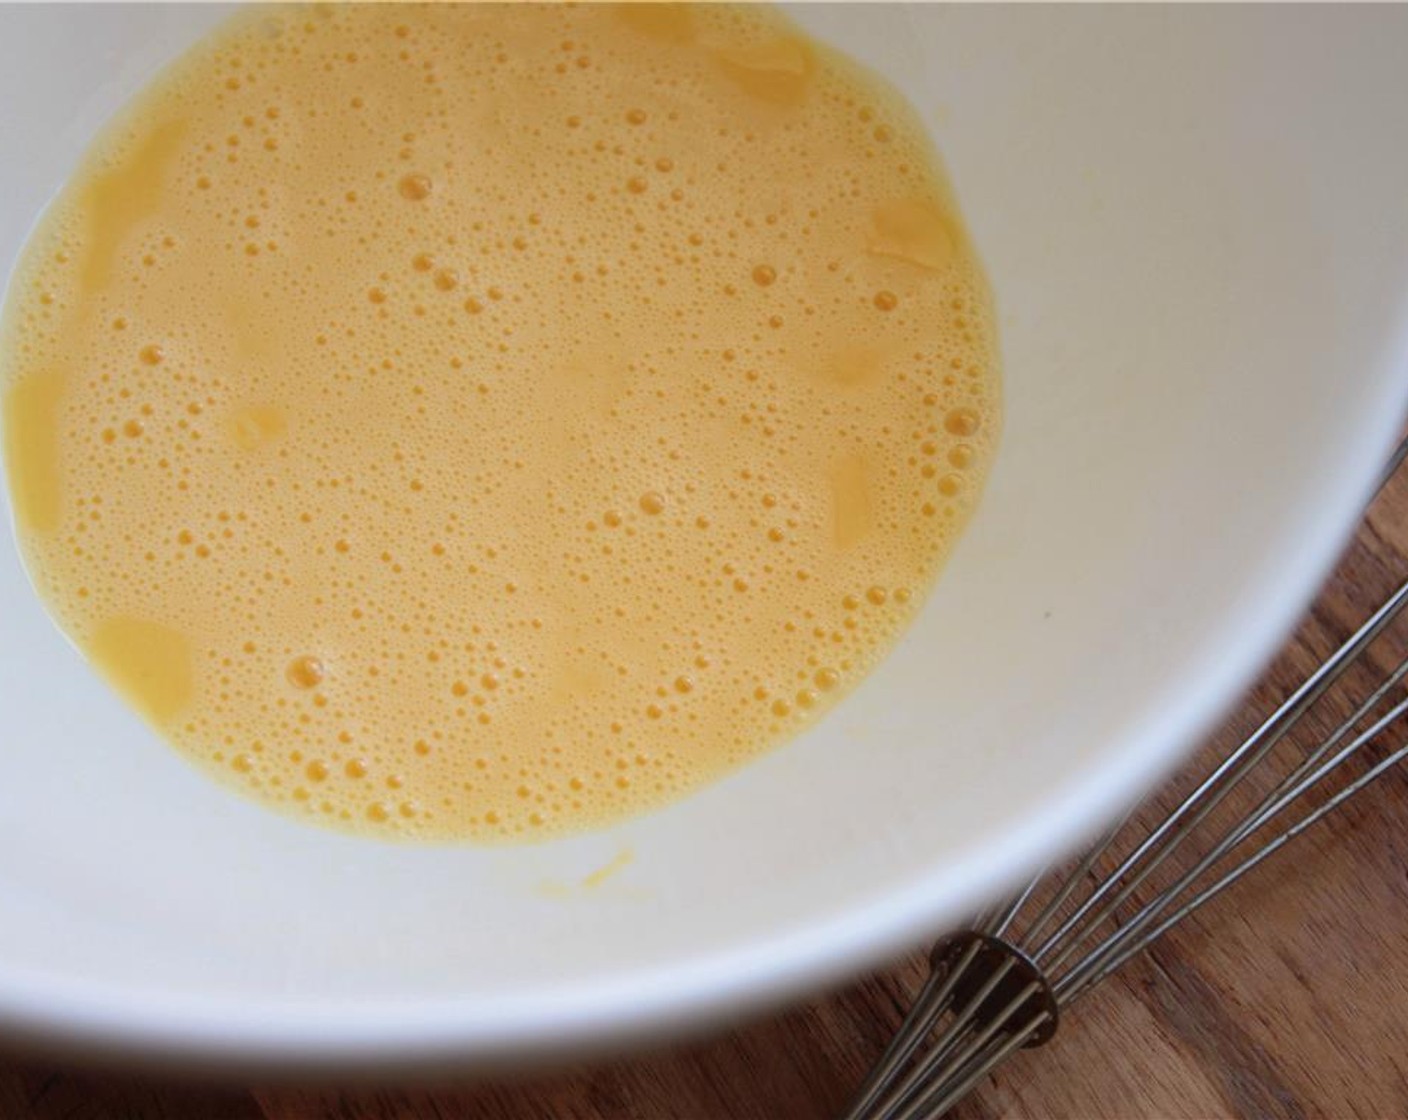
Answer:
xmin=9 ymin=470 xmax=1408 ymax=1120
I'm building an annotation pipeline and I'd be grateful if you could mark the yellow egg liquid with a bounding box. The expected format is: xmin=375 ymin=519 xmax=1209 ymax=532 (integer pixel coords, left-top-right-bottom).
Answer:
xmin=0 ymin=3 xmax=999 ymax=842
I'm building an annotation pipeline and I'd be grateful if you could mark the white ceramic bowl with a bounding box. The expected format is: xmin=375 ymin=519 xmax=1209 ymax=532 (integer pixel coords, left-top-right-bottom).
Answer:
xmin=2 ymin=4 xmax=1407 ymax=1074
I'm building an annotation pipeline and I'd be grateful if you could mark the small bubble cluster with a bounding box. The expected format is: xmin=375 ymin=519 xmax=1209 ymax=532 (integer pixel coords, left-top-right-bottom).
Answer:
xmin=0 ymin=2 xmax=999 ymax=843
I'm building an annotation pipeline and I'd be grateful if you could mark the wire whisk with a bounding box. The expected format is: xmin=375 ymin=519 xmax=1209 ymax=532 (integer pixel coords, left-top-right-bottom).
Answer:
xmin=846 ymin=438 xmax=1408 ymax=1120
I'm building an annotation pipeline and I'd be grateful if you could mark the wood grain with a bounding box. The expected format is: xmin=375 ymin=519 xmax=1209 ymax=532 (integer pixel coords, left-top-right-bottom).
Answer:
xmin=9 ymin=472 xmax=1408 ymax=1120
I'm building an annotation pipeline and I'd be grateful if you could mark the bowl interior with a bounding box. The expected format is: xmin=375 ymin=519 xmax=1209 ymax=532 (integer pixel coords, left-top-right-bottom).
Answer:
xmin=1 ymin=3 xmax=1406 ymax=1069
